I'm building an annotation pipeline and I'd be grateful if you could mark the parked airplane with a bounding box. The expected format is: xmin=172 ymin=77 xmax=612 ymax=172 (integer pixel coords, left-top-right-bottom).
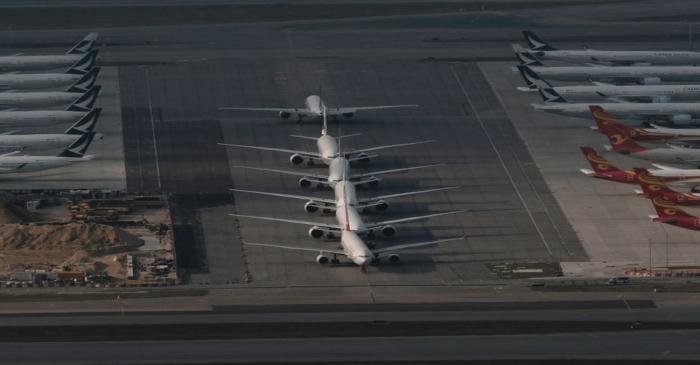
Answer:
xmin=220 ymin=94 xmax=418 ymax=121
xmin=0 ymin=67 xmax=100 ymax=92
xmin=519 ymin=64 xmax=700 ymax=86
xmin=533 ymin=100 xmax=700 ymax=125
xmin=0 ymin=85 xmax=100 ymax=111
xmin=647 ymin=195 xmax=700 ymax=231
xmin=590 ymin=106 xmax=700 ymax=141
xmin=0 ymin=132 xmax=97 ymax=173
xmin=0 ymin=33 xmax=99 ymax=73
xmin=579 ymin=146 xmax=700 ymax=189
xmin=521 ymin=30 xmax=700 ymax=66
xmin=634 ymin=167 xmax=700 ymax=205
xmin=600 ymin=120 xmax=700 ymax=166
xmin=231 ymin=183 xmax=458 ymax=214
xmin=0 ymin=93 xmax=100 ymax=127
xmin=235 ymin=159 xmax=442 ymax=188
xmin=523 ymin=68 xmax=700 ymax=104
xmin=0 ymin=109 xmax=101 ymax=151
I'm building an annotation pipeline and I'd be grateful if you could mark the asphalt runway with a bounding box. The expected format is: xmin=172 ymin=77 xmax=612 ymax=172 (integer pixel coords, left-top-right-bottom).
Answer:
xmin=3 ymin=330 xmax=700 ymax=364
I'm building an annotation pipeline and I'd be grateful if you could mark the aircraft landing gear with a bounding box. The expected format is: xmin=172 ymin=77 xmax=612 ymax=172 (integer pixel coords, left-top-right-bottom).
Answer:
xmin=331 ymin=254 xmax=340 ymax=265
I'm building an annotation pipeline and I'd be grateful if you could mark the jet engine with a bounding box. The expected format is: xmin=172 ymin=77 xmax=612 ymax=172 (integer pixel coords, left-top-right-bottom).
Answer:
xmin=374 ymin=200 xmax=389 ymax=212
xmin=342 ymin=112 xmax=355 ymax=118
xmin=279 ymin=111 xmax=291 ymax=119
xmin=387 ymin=254 xmax=401 ymax=264
xmin=304 ymin=201 xmax=319 ymax=213
xmin=298 ymin=177 xmax=312 ymax=188
xmin=355 ymin=152 xmax=370 ymax=164
xmin=671 ymin=114 xmax=693 ymax=125
xmin=641 ymin=77 xmax=661 ymax=85
xmin=316 ymin=254 xmax=330 ymax=264
xmin=381 ymin=225 xmax=397 ymax=237
xmin=652 ymin=95 xmax=671 ymax=103
xmin=309 ymin=226 xmax=325 ymax=239
xmin=289 ymin=154 xmax=305 ymax=165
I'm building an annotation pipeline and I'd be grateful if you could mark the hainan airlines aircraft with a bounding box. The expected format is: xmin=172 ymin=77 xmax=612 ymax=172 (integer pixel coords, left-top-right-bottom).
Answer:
xmin=0 ymin=85 xmax=100 ymax=111
xmin=647 ymin=195 xmax=700 ymax=231
xmin=0 ymin=67 xmax=99 ymax=92
xmin=589 ymin=105 xmax=700 ymax=141
xmin=220 ymin=94 xmax=418 ymax=121
xmin=634 ymin=168 xmax=700 ymax=205
xmin=0 ymin=33 xmax=99 ymax=73
xmin=579 ymin=146 xmax=700 ymax=189
xmin=0 ymin=132 xmax=97 ymax=174
xmin=0 ymin=109 xmax=101 ymax=151
xmin=521 ymin=30 xmax=700 ymax=66
xmin=522 ymin=68 xmax=700 ymax=103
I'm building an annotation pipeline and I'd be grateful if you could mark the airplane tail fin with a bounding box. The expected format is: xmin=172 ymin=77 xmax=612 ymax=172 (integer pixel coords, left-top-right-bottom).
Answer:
xmin=589 ymin=105 xmax=639 ymax=137
xmin=603 ymin=126 xmax=648 ymax=154
xmin=67 ymin=49 xmax=98 ymax=75
xmin=650 ymin=195 xmax=694 ymax=219
xmin=58 ymin=131 xmax=97 ymax=158
xmin=515 ymin=65 xmax=542 ymax=90
xmin=66 ymin=85 xmax=101 ymax=112
xmin=64 ymin=108 xmax=101 ymax=135
xmin=512 ymin=44 xmax=543 ymax=66
xmin=534 ymin=79 xmax=566 ymax=102
xmin=580 ymin=146 xmax=622 ymax=173
xmin=68 ymin=67 xmax=100 ymax=93
xmin=633 ymin=167 xmax=666 ymax=198
xmin=66 ymin=32 xmax=99 ymax=55
xmin=522 ymin=30 xmax=556 ymax=51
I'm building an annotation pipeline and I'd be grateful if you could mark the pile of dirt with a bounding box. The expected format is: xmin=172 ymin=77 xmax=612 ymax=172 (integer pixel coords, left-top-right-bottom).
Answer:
xmin=0 ymin=223 xmax=143 ymax=252
xmin=0 ymin=223 xmax=144 ymax=274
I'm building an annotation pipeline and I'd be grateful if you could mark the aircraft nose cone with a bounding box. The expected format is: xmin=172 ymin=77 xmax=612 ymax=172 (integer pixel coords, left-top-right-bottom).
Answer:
xmin=354 ymin=255 xmax=372 ymax=266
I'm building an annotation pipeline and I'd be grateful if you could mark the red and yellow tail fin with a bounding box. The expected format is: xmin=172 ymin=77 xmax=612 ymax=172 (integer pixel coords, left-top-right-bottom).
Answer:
xmin=590 ymin=105 xmax=640 ymax=137
xmin=580 ymin=146 xmax=622 ymax=173
xmin=651 ymin=195 xmax=694 ymax=218
xmin=634 ymin=167 xmax=666 ymax=198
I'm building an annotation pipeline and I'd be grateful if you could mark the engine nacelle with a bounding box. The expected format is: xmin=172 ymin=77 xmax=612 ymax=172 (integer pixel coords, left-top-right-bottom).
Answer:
xmin=641 ymin=77 xmax=661 ymax=85
xmin=279 ymin=111 xmax=291 ymax=119
xmin=290 ymin=154 xmax=304 ymax=165
xmin=374 ymin=200 xmax=389 ymax=212
xmin=671 ymin=114 xmax=693 ymax=125
xmin=304 ymin=201 xmax=319 ymax=213
xmin=651 ymin=95 xmax=671 ymax=103
xmin=356 ymin=152 xmax=370 ymax=164
xmin=381 ymin=225 xmax=396 ymax=237
xmin=309 ymin=226 xmax=325 ymax=239
xmin=316 ymin=254 xmax=330 ymax=264
xmin=298 ymin=177 xmax=312 ymax=188
xmin=342 ymin=112 xmax=355 ymax=118
xmin=387 ymin=254 xmax=400 ymax=264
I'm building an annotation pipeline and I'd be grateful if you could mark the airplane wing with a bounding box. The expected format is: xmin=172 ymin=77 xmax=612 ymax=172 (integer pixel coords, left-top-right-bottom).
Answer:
xmin=233 ymin=165 xmax=329 ymax=180
xmin=0 ymin=151 xmax=21 ymax=157
xmin=366 ymin=210 xmax=464 ymax=230
xmin=244 ymin=242 xmax=345 ymax=255
xmin=346 ymin=139 xmax=435 ymax=155
xmin=372 ymin=236 xmax=465 ymax=254
xmin=230 ymin=188 xmax=336 ymax=205
xmin=350 ymin=163 xmax=444 ymax=180
xmin=359 ymin=186 xmax=460 ymax=204
xmin=219 ymin=107 xmax=310 ymax=114
xmin=218 ymin=143 xmax=321 ymax=158
xmin=230 ymin=213 xmax=342 ymax=230
xmin=326 ymin=105 xmax=419 ymax=115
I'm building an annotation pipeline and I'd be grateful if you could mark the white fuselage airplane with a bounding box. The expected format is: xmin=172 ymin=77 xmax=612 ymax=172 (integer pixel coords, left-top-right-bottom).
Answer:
xmin=0 ymin=109 xmax=94 ymax=127
xmin=0 ymin=132 xmax=97 ymax=174
xmin=521 ymin=31 xmax=700 ymax=66
xmin=523 ymin=64 xmax=700 ymax=85
xmin=221 ymin=94 xmax=419 ymax=121
xmin=219 ymin=108 xmax=432 ymax=165
xmin=532 ymin=102 xmax=700 ymax=125
xmin=539 ymin=84 xmax=700 ymax=103
xmin=235 ymin=156 xmax=442 ymax=189
xmin=0 ymin=33 xmax=99 ymax=73
xmin=0 ymin=109 xmax=101 ymax=152
xmin=0 ymin=85 xmax=100 ymax=111
xmin=0 ymin=67 xmax=100 ymax=93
